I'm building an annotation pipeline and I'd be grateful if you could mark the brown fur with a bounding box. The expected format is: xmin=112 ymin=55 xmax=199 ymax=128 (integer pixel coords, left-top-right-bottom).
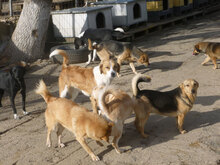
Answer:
xmin=88 ymin=38 xmax=149 ymax=76
xmin=132 ymin=74 xmax=199 ymax=138
xmin=49 ymin=49 xmax=120 ymax=113
xmin=96 ymin=87 xmax=137 ymax=153
xmin=35 ymin=80 xmax=113 ymax=161
xmin=193 ymin=42 xmax=220 ymax=69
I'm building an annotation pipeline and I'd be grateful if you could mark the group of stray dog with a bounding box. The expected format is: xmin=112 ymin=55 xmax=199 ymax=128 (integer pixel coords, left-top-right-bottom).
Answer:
xmin=0 ymin=28 xmax=219 ymax=161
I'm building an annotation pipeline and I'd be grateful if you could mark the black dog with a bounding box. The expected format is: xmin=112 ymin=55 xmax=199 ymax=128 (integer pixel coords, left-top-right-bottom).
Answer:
xmin=0 ymin=65 xmax=28 ymax=119
xmin=74 ymin=28 xmax=125 ymax=65
xmin=75 ymin=28 xmax=125 ymax=48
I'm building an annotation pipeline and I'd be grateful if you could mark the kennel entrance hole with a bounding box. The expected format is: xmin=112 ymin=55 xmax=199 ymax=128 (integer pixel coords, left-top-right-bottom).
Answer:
xmin=96 ymin=12 xmax=106 ymax=28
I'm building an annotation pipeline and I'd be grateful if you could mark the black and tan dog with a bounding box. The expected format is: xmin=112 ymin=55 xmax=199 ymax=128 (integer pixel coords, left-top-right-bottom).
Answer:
xmin=193 ymin=42 xmax=220 ymax=69
xmin=88 ymin=39 xmax=149 ymax=76
xmin=132 ymin=74 xmax=199 ymax=138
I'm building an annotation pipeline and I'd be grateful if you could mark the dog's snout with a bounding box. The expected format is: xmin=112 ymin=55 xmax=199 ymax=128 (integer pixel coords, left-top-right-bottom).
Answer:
xmin=191 ymin=89 xmax=196 ymax=94
xmin=111 ymin=72 xmax=116 ymax=77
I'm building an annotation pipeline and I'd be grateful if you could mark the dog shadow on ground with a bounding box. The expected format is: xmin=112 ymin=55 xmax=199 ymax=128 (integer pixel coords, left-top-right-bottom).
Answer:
xmin=196 ymin=95 xmax=220 ymax=106
xmin=146 ymin=51 xmax=176 ymax=59
xmin=118 ymin=60 xmax=182 ymax=77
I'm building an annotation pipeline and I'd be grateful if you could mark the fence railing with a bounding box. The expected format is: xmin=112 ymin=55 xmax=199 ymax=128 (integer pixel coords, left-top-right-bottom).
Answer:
xmin=0 ymin=0 xmax=86 ymax=17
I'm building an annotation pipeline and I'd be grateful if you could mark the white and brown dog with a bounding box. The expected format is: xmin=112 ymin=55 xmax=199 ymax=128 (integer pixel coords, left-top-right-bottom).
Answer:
xmin=49 ymin=49 xmax=120 ymax=113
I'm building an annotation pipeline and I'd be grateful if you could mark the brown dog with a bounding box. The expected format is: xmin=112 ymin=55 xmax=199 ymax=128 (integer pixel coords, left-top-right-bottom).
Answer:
xmin=35 ymin=80 xmax=113 ymax=161
xmin=193 ymin=42 xmax=220 ymax=69
xmin=49 ymin=49 xmax=120 ymax=113
xmin=88 ymin=38 xmax=149 ymax=76
xmin=94 ymin=87 xmax=139 ymax=153
xmin=132 ymin=74 xmax=199 ymax=138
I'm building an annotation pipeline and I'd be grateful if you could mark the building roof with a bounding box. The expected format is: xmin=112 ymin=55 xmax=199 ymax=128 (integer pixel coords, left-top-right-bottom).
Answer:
xmin=51 ymin=6 xmax=112 ymax=14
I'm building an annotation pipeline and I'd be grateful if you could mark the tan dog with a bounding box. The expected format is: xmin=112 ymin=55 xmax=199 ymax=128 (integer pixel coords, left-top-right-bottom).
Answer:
xmin=94 ymin=87 xmax=137 ymax=153
xmin=132 ymin=74 xmax=199 ymax=138
xmin=49 ymin=49 xmax=120 ymax=113
xmin=35 ymin=80 xmax=113 ymax=161
xmin=193 ymin=42 xmax=220 ymax=69
xmin=88 ymin=38 xmax=149 ymax=76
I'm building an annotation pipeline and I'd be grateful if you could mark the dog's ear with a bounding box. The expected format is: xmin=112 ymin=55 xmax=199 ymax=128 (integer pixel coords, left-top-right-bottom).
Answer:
xmin=115 ymin=62 xmax=120 ymax=73
xmin=99 ymin=63 xmax=103 ymax=74
xmin=194 ymin=44 xmax=200 ymax=51
xmin=179 ymin=83 xmax=185 ymax=91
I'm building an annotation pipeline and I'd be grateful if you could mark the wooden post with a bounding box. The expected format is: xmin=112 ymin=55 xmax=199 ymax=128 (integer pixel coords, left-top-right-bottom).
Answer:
xmin=9 ymin=0 xmax=13 ymax=16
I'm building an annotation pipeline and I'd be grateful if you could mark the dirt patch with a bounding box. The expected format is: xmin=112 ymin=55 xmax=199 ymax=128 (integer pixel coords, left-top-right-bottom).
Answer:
xmin=0 ymin=11 xmax=220 ymax=165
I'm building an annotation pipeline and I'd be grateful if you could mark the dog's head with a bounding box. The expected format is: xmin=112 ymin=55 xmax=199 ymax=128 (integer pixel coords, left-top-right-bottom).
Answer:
xmin=73 ymin=37 xmax=86 ymax=49
xmin=99 ymin=59 xmax=120 ymax=78
xmin=193 ymin=44 xmax=201 ymax=56
xmin=101 ymin=122 xmax=114 ymax=142
xmin=180 ymin=79 xmax=199 ymax=97
xmin=138 ymin=54 xmax=150 ymax=66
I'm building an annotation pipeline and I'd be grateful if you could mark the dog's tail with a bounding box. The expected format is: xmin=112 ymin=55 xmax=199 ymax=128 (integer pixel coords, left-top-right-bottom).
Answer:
xmin=35 ymin=80 xmax=52 ymax=103
xmin=98 ymin=87 xmax=116 ymax=119
xmin=132 ymin=74 xmax=151 ymax=97
xmin=49 ymin=49 xmax=69 ymax=68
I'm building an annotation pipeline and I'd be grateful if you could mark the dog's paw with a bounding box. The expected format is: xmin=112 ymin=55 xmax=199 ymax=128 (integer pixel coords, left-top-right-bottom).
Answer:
xmin=116 ymin=148 xmax=125 ymax=154
xmin=46 ymin=142 xmax=51 ymax=148
xmin=14 ymin=114 xmax=20 ymax=120
xmin=58 ymin=143 xmax=65 ymax=148
xmin=180 ymin=130 xmax=187 ymax=134
xmin=23 ymin=111 xmax=29 ymax=115
xmin=141 ymin=133 xmax=149 ymax=138
xmin=117 ymin=73 xmax=121 ymax=77
xmin=91 ymin=155 xmax=100 ymax=161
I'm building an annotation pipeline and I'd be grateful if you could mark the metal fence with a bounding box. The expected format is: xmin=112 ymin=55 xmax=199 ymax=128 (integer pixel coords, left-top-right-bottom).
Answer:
xmin=0 ymin=0 xmax=86 ymax=17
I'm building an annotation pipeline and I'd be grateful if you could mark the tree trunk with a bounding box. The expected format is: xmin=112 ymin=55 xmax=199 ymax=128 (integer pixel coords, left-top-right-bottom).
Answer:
xmin=0 ymin=0 xmax=52 ymax=65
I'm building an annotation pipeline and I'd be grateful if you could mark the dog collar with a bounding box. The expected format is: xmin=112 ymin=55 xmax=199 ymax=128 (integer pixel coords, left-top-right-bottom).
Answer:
xmin=180 ymin=95 xmax=193 ymax=108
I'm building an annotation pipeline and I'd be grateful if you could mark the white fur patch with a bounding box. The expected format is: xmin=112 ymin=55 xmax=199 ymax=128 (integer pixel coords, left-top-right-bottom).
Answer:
xmin=14 ymin=114 xmax=20 ymax=119
xmin=49 ymin=49 xmax=59 ymax=58
xmin=92 ymin=49 xmax=97 ymax=61
xmin=107 ymin=62 xmax=116 ymax=78
xmin=114 ymin=27 xmax=124 ymax=33
xmin=78 ymin=31 xmax=85 ymax=38
xmin=93 ymin=66 xmax=113 ymax=87
xmin=60 ymin=85 xmax=69 ymax=98
xmin=86 ymin=52 xmax=92 ymax=65
xmin=82 ymin=90 xmax=89 ymax=96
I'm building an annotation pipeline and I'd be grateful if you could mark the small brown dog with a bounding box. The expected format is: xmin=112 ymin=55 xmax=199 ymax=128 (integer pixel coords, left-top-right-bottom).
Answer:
xmin=94 ymin=87 xmax=139 ymax=153
xmin=88 ymin=38 xmax=149 ymax=76
xmin=132 ymin=74 xmax=199 ymax=138
xmin=193 ymin=42 xmax=220 ymax=69
xmin=35 ymin=80 xmax=113 ymax=161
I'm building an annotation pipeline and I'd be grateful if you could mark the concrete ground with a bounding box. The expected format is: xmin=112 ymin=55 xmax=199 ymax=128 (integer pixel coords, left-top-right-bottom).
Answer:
xmin=0 ymin=10 xmax=220 ymax=165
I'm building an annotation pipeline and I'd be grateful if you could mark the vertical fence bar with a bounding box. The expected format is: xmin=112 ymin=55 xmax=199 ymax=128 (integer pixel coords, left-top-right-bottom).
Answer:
xmin=9 ymin=0 xmax=13 ymax=16
xmin=0 ymin=0 xmax=2 ymax=15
